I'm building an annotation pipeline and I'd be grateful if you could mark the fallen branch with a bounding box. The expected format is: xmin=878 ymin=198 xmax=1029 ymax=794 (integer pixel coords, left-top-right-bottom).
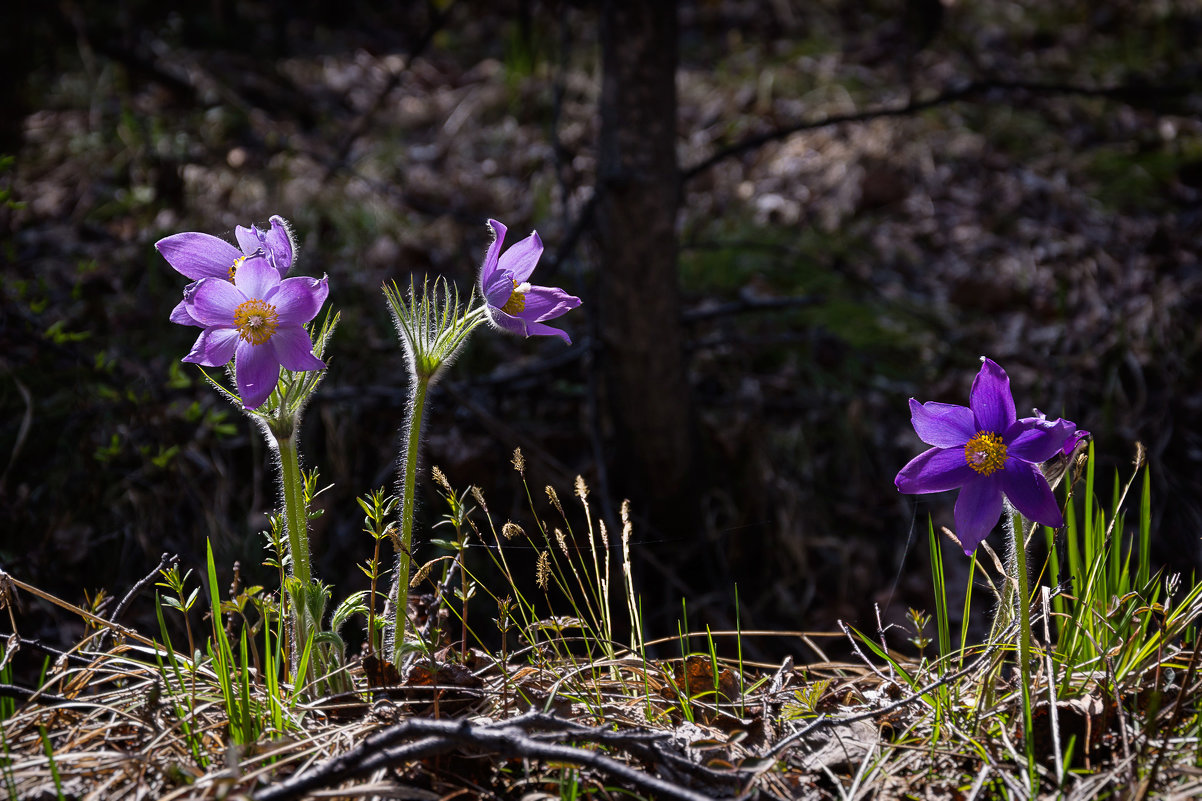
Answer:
xmin=0 ymin=683 xmax=71 ymax=707
xmin=254 ymin=711 xmax=734 ymax=801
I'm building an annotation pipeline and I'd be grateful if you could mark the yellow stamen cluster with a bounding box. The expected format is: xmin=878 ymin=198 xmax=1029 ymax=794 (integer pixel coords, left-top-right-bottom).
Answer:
xmin=501 ymin=280 xmax=527 ymax=315
xmin=233 ymin=298 xmax=279 ymax=345
xmin=964 ymin=431 xmax=1007 ymax=476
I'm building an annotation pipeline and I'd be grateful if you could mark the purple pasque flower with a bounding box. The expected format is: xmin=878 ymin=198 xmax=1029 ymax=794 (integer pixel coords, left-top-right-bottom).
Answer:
xmin=479 ymin=219 xmax=581 ymax=345
xmin=895 ymin=358 xmax=1078 ymax=555
xmin=157 ymin=215 xmax=296 ymax=326
xmin=182 ymin=256 xmax=328 ymax=410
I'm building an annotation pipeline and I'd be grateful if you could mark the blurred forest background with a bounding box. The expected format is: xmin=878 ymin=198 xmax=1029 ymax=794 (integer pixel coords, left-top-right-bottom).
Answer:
xmin=2 ymin=0 xmax=1201 ymax=659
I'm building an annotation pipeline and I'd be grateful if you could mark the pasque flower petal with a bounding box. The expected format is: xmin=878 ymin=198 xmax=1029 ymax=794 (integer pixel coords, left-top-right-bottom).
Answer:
xmin=894 ymin=446 xmax=978 ymax=493
xmin=182 ymin=326 xmax=239 ymax=367
xmin=232 ymin=255 xmax=280 ymax=300
xmin=497 ymin=230 xmax=544 ymax=285
xmin=234 ymin=226 xmax=261 ymax=260
xmin=156 ymin=233 xmax=244 ymax=281
xmin=522 ymin=320 xmax=573 ymax=344
xmin=909 ymin=399 xmax=975 ymax=448
xmin=954 ymin=476 xmax=1004 ymax=555
xmin=236 ymin=216 xmax=294 ymax=276
xmin=1006 ymin=416 xmax=1076 ymax=462
xmin=235 ymin=339 xmax=282 ymax=411
xmin=487 ymin=307 xmax=531 ymax=338
xmin=262 ymin=216 xmax=295 ymax=273
xmin=186 ymin=278 xmax=244 ymax=326
xmin=1000 ymin=461 xmax=1064 ymax=528
xmin=480 ymin=219 xmax=508 ymax=289
xmin=270 ymin=275 xmax=328 ymax=325
xmin=484 ymin=276 xmax=513 ymax=308
xmin=970 ymin=358 xmax=1016 ymax=433
xmin=519 ymin=285 xmax=583 ymax=321
xmin=271 ymin=325 xmax=326 ymax=372
xmin=170 ymin=296 xmax=200 ymax=326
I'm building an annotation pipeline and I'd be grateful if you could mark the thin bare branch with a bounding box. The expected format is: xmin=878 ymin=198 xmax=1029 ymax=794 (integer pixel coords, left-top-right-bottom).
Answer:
xmin=254 ymin=712 xmax=732 ymax=801
xmin=682 ymin=78 xmax=1199 ymax=183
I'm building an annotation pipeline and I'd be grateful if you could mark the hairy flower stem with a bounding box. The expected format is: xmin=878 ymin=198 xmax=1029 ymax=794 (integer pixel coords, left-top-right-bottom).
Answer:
xmin=390 ymin=374 xmax=430 ymax=666
xmin=276 ymin=435 xmax=313 ymax=586
xmin=276 ymin=433 xmax=313 ymax=679
xmin=1009 ymin=505 xmax=1037 ymax=790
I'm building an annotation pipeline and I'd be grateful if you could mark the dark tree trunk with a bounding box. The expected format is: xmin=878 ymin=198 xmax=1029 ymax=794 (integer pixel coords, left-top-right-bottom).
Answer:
xmin=596 ymin=0 xmax=697 ymax=537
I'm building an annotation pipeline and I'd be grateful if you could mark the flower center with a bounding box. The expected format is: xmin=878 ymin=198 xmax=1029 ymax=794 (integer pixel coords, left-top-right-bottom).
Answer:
xmin=228 ymin=255 xmax=247 ymax=282
xmin=500 ymin=280 xmax=530 ymax=315
xmin=964 ymin=431 xmax=1007 ymax=476
xmin=233 ymin=298 xmax=279 ymax=345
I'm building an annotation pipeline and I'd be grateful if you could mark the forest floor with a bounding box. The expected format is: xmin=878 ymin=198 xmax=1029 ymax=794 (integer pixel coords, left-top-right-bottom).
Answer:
xmin=3 ymin=0 xmax=1202 ymax=797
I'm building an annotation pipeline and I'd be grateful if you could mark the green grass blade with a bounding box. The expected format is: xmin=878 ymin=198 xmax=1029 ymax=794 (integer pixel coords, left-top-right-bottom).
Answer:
xmin=958 ymin=552 xmax=977 ymax=670
xmin=1138 ymin=466 xmax=1151 ymax=589
xmin=37 ymin=727 xmax=64 ymax=801
xmin=1083 ymin=440 xmax=1096 ymax=559
xmin=928 ymin=517 xmax=951 ymax=665
xmin=205 ymin=540 xmax=246 ymax=743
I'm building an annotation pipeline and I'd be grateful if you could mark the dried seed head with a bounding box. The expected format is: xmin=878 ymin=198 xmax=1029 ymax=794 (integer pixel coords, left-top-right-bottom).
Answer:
xmin=535 ymin=551 xmax=551 ymax=590
xmin=511 ymin=448 xmax=525 ymax=473
xmin=470 ymin=485 xmax=488 ymax=512
xmin=545 ymin=485 xmax=563 ymax=515
xmin=385 ymin=523 xmax=402 ymax=551
xmin=410 ymin=560 xmax=434 ymax=588
xmin=502 ymin=521 xmax=524 ymax=540
xmin=431 ymin=465 xmax=452 ymax=494
xmin=599 ymin=520 xmax=610 ymax=552
xmin=555 ymin=528 xmax=568 ymax=556
xmin=574 ymin=476 xmax=588 ymax=500
xmin=621 ymin=518 xmax=633 ymax=572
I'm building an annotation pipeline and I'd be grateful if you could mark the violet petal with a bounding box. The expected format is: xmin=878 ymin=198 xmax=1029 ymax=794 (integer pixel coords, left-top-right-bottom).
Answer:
xmin=234 ymin=340 xmax=281 ymax=410
xmin=186 ymin=278 xmax=244 ymax=327
xmin=270 ymin=275 xmax=328 ymax=326
xmin=969 ymin=358 xmax=1016 ymax=434
xmin=156 ymin=233 xmax=243 ymax=281
xmin=1000 ymin=461 xmax=1064 ymax=528
xmin=522 ymin=319 xmax=573 ymax=344
xmin=486 ymin=307 xmax=528 ymax=338
xmin=894 ymin=446 xmax=978 ymax=494
xmin=264 ymin=216 xmax=294 ymax=274
xmin=909 ymin=399 xmax=976 ymax=448
xmin=483 ymin=271 xmax=514 ymax=308
xmin=519 ymin=285 xmax=582 ymax=322
xmin=954 ymin=476 xmax=1004 ymax=555
xmin=480 ymin=219 xmax=508 ymax=288
xmin=271 ymin=325 xmax=326 ymax=372
xmin=170 ymin=296 xmax=201 ymax=326
xmin=234 ymin=225 xmax=260 ymax=257
xmin=232 ymin=256 xmax=280 ymax=300
xmin=182 ymin=327 xmax=239 ymax=367
xmin=1007 ymin=417 xmax=1076 ymax=463
xmin=496 ymin=230 xmax=544 ymax=285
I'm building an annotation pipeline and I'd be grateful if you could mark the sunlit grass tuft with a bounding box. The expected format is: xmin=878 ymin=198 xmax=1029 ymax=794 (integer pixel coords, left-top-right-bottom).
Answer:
xmin=1 ymin=443 xmax=1201 ymax=798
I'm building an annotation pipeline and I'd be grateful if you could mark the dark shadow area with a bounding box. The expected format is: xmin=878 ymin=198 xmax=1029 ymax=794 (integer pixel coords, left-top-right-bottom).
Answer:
xmin=2 ymin=0 xmax=1201 ymax=663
